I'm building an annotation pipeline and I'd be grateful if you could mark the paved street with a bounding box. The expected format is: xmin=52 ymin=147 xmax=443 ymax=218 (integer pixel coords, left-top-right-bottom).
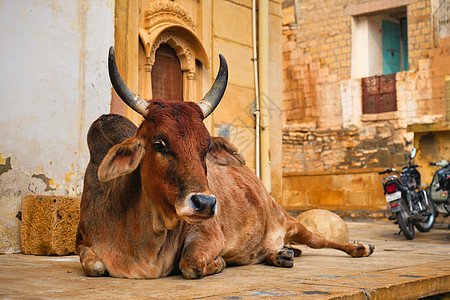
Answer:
xmin=0 ymin=221 xmax=449 ymax=299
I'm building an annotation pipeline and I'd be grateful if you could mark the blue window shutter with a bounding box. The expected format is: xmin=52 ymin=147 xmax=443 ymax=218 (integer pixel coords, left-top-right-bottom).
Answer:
xmin=401 ymin=18 xmax=408 ymax=71
xmin=382 ymin=20 xmax=400 ymax=75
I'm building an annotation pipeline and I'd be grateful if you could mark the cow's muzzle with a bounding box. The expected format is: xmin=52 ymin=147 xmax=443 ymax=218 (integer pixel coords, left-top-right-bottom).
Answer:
xmin=179 ymin=193 xmax=217 ymax=223
xmin=190 ymin=193 xmax=217 ymax=215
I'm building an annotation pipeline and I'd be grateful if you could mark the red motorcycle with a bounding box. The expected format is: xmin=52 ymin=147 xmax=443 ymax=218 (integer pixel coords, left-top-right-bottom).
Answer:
xmin=379 ymin=148 xmax=436 ymax=240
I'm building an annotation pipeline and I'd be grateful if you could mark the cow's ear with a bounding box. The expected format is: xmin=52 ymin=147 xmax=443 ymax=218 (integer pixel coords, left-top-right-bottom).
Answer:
xmin=98 ymin=137 xmax=145 ymax=181
xmin=207 ymin=137 xmax=245 ymax=166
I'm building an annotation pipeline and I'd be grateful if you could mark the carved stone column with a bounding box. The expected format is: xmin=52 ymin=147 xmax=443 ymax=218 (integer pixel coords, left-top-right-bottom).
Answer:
xmin=142 ymin=60 xmax=153 ymax=100
xmin=183 ymin=71 xmax=196 ymax=102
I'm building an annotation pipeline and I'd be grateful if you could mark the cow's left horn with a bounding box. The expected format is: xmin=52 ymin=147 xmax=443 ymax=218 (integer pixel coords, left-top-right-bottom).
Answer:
xmin=108 ymin=46 xmax=148 ymax=116
xmin=198 ymin=54 xmax=228 ymax=119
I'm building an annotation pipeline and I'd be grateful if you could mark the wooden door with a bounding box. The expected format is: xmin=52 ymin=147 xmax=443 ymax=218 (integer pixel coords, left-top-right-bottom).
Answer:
xmin=151 ymin=44 xmax=183 ymax=101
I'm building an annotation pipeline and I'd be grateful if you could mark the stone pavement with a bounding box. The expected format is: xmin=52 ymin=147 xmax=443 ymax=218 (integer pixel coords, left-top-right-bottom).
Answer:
xmin=0 ymin=221 xmax=449 ymax=299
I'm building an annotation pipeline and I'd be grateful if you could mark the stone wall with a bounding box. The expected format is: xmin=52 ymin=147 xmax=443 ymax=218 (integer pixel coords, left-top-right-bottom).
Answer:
xmin=293 ymin=0 xmax=351 ymax=78
xmin=283 ymin=169 xmax=386 ymax=213
xmin=282 ymin=124 xmax=410 ymax=174
xmin=416 ymin=38 xmax=450 ymax=118
xmin=407 ymin=0 xmax=433 ymax=70
xmin=281 ymin=0 xmax=449 ymax=212
xmin=288 ymin=0 xmax=432 ymax=79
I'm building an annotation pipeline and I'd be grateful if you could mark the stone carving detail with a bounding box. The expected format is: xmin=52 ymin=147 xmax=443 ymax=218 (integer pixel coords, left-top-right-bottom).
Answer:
xmin=148 ymin=31 xmax=194 ymax=72
xmin=144 ymin=0 xmax=196 ymax=30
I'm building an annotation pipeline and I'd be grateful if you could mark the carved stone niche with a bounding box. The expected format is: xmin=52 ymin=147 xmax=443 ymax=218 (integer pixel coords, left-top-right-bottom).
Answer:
xmin=148 ymin=30 xmax=195 ymax=73
xmin=140 ymin=0 xmax=209 ymax=102
xmin=143 ymin=0 xmax=197 ymax=31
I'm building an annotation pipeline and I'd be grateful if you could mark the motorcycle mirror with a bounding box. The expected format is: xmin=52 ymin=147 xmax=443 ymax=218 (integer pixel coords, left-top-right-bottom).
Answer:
xmin=410 ymin=148 xmax=417 ymax=159
xmin=439 ymin=159 xmax=449 ymax=166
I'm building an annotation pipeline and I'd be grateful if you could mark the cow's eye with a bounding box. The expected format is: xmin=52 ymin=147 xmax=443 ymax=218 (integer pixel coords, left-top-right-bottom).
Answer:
xmin=153 ymin=139 xmax=168 ymax=153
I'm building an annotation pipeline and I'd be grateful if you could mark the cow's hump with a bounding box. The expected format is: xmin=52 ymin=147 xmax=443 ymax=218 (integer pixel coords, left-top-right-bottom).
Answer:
xmin=87 ymin=114 xmax=137 ymax=165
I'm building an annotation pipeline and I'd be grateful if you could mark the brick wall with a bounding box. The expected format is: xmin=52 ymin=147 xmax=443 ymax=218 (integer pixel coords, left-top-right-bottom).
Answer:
xmin=294 ymin=0 xmax=351 ymax=78
xmin=286 ymin=0 xmax=434 ymax=78
xmin=283 ymin=44 xmax=343 ymax=130
xmin=281 ymin=0 xmax=449 ymax=213
xmin=282 ymin=38 xmax=450 ymax=175
xmin=408 ymin=0 xmax=432 ymax=70
xmin=282 ymin=1 xmax=449 ymax=175
xmin=283 ymin=170 xmax=386 ymax=212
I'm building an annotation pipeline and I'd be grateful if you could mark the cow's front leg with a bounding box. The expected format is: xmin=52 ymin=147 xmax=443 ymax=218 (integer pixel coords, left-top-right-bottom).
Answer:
xmin=78 ymin=246 xmax=108 ymax=277
xmin=179 ymin=225 xmax=226 ymax=279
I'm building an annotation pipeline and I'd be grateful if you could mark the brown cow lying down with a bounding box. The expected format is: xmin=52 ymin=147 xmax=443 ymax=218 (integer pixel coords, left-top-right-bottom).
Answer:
xmin=76 ymin=47 xmax=374 ymax=279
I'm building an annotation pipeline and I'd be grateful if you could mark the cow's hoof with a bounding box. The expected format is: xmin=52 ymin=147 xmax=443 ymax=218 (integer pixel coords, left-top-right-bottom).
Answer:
xmin=286 ymin=246 xmax=302 ymax=257
xmin=275 ymin=248 xmax=294 ymax=268
xmin=214 ymin=256 xmax=226 ymax=274
xmin=352 ymin=241 xmax=375 ymax=257
xmin=181 ymin=267 xmax=203 ymax=279
xmin=181 ymin=256 xmax=226 ymax=279
xmin=85 ymin=260 xmax=108 ymax=277
xmin=79 ymin=247 xmax=109 ymax=277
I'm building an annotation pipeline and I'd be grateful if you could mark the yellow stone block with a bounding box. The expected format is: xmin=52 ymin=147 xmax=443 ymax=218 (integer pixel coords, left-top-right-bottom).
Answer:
xmin=21 ymin=195 xmax=80 ymax=256
xmin=213 ymin=0 xmax=252 ymax=46
xmin=344 ymin=190 xmax=372 ymax=207
xmin=213 ymin=84 xmax=256 ymax=126
xmin=213 ymin=39 xmax=254 ymax=88
xmin=312 ymin=190 xmax=344 ymax=206
xmin=282 ymin=190 xmax=310 ymax=209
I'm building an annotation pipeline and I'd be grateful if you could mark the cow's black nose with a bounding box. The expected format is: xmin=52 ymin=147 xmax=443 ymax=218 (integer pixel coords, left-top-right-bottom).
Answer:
xmin=190 ymin=194 xmax=217 ymax=215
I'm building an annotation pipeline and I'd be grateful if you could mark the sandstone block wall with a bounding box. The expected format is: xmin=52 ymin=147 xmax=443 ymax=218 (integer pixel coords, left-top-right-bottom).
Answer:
xmin=283 ymin=170 xmax=386 ymax=213
xmin=281 ymin=0 xmax=449 ymax=213
xmin=289 ymin=0 xmax=432 ymax=79
xmin=282 ymin=37 xmax=450 ymax=175
xmin=21 ymin=195 xmax=80 ymax=255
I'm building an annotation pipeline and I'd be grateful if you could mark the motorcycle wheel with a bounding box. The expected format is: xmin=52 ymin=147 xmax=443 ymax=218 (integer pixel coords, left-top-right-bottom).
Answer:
xmin=397 ymin=200 xmax=415 ymax=240
xmin=415 ymin=191 xmax=436 ymax=233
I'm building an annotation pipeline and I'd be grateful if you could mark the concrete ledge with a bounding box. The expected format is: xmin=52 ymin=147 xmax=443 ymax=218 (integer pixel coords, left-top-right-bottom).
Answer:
xmin=407 ymin=122 xmax=450 ymax=133
xmin=21 ymin=195 xmax=80 ymax=255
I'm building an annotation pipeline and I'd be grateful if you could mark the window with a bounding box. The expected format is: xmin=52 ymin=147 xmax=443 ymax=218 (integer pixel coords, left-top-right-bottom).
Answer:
xmin=351 ymin=7 xmax=407 ymax=114
xmin=352 ymin=7 xmax=408 ymax=78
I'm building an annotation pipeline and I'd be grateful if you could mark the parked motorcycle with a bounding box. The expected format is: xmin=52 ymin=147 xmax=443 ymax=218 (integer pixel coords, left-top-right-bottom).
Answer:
xmin=378 ymin=148 xmax=436 ymax=240
xmin=428 ymin=159 xmax=450 ymax=218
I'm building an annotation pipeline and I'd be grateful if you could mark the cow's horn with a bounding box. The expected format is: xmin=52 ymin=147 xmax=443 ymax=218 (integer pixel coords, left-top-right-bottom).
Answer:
xmin=198 ymin=54 xmax=228 ymax=119
xmin=108 ymin=46 xmax=148 ymax=116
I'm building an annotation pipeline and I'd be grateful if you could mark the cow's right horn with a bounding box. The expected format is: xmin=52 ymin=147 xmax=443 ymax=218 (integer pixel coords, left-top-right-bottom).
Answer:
xmin=108 ymin=46 xmax=148 ymax=116
xmin=198 ymin=54 xmax=228 ymax=119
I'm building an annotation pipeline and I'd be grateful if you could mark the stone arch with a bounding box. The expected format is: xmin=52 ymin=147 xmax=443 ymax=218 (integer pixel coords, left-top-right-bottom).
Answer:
xmin=148 ymin=30 xmax=194 ymax=73
xmin=139 ymin=0 xmax=209 ymax=102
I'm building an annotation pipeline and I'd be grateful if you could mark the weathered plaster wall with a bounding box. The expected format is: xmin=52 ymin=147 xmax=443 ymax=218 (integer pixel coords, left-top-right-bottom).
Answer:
xmin=0 ymin=1 xmax=114 ymax=253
